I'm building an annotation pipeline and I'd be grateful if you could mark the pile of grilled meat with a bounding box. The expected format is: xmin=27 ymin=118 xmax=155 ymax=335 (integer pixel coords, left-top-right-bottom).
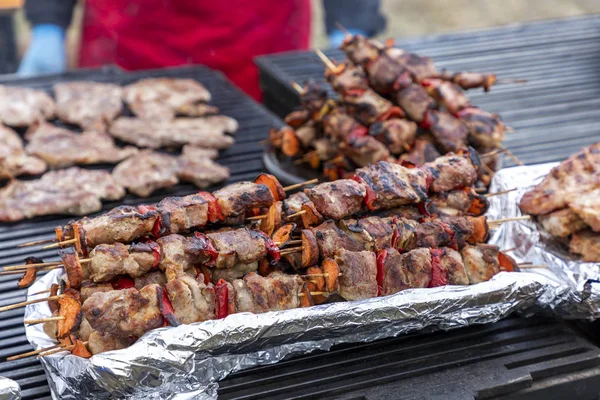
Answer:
xmin=15 ymin=153 xmax=518 ymax=358
xmin=0 ymin=78 xmax=237 ymax=222
xmin=269 ymin=34 xmax=511 ymax=188
xmin=520 ymin=142 xmax=600 ymax=262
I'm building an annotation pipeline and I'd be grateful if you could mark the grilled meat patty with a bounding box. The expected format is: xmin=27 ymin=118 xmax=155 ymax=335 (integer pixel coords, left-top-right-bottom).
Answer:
xmin=53 ymin=82 xmax=123 ymax=131
xmin=123 ymin=78 xmax=215 ymax=120
xmin=538 ymin=208 xmax=587 ymax=237
xmin=0 ymin=85 xmax=55 ymax=127
xmin=178 ymin=153 xmax=230 ymax=189
xmin=109 ymin=116 xmax=237 ymax=149
xmin=112 ymin=150 xmax=180 ymax=197
xmin=0 ymin=125 xmax=47 ymax=179
xmin=0 ymin=167 xmax=124 ymax=222
xmin=569 ymin=188 xmax=600 ymax=232
xmin=25 ymin=123 xmax=137 ymax=168
xmin=570 ymin=229 xmax=600 ymax=262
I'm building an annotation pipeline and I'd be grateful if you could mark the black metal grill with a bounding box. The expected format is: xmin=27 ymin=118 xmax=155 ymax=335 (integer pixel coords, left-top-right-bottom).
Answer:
xmin=256 ymin=14 xmax=600 ymax=167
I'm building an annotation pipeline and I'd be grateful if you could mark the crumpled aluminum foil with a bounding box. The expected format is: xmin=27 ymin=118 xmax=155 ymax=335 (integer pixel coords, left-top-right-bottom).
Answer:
xmin=487 ymin=163 xmax=600 ymax=320
xmin=0 ymin=377 xmax=20 ymax=400
xmin=25 ymin=266 xmax=546 ymax=399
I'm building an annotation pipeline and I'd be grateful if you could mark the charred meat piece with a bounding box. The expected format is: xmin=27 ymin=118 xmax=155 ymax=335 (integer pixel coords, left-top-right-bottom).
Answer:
xmin=134 ymin=270 xmax=168 ymax=290
xmin=0 ymin=125 xmax=46 ymax=179
xmin=165 ymin=274 xmax=215 ymax=324
xmin=87 ymin=330 xmax=132 ymax=355
xmin=365 ymin=54 xmax=411 ymax=95
xmin=53 ymin=82 xmax=122 ymax=131
xmin=342 ymin=89 xmax=399 ymax=126
xmin=400 ymin=247 xmax=432 ymax=288
xmin=538 ymin=208 xmax=587 ymax=237
xmin=242 ymin=271 xmax=303 ymax=312
xmin=283 ymin=192 xmax=311 ymax=223
xmin=158 ymin=193 xmax=210 ymax=234
xmin=429 ymin=189 xmax=478 ymax=216
xmin=520 ymin=143 xmax=600 ymax=215
xmin=208 ymin=228 xmax=269 ymax=269
xmin=569 ymin=188 xmax=600 ymax=232
xmin=424 ymin=110 xmax=469 ymax=153
xmin=213 ymin=182 xmax=274 ymax=218
xmin=78 ymin=205 xmax=158 ymax=248
xmin=340 ymin=34 xmax=380 ymax=67
xmin=423 ymin=79 xmax=471 ymax=114
xmin=342 ymin=135 xmax=391 ymax=167
xmin=112 ymin=150 xmax=179 ymax=197
xmin=0 ymin=85 xmax=55 ymax=127
xmin=380 ymin=248 xmax=410 ymax=296
xmin=0 ymin=167 xmax=124 ymax=222
xmin=81 ymin=282 xmax=113 ymax=302
xmin=369 ymin=119 xmax=418 ymax=155
xmin=82 ymin=284 xmax=163 ymax=338
xmin=325 ymin=62 xmax=370 ymax=95
xmin=461 ymin=244 xmax=500 ymax=284
xmin=109 ymin=116 xmax=237 ymax=149
xmin=388 ymin=50 xmax=439 ymax=82
xmin=424 ymin=153 xmax=478 ymax=193
xmin=299 ymin=80 xmax=329 ymax=112
xmin=157 ymin=234 xmax=215 ymax=280
xmin=458 ymin=108 xmax=506 ymax=149
xmin=341 ymin=215 xmax=394 ymax=251
xmin=336 ymin=249 xmax=377 ymax=301
xmin=181 ymin=145 xmax=218 ymax=160
xmin=313 ymin=138 xmax=339 ymax=161
xmin=570 ymin=230 xmax=600 ymax=262
xmin=177 ymin=154 xmax=230 ymax=189
xmin=440 ymin=248 xmax=470 ymax=285
xmin=311 ymin=220 xmax=365 ymax=258
xmin=211 ymin=262 xmax=258 ymax=283
xmin=355 ymin=161 xmax=428 ymax=209
xmin=123 ymin=78 xmax=214 ymax=120
xmin=305 ymin=179 xmax=366 ymax=220
xmin=395 ymin=84 xmax=434 ymax=122
xmin=322 ymin=108 xmax=367 ymax=143
xmin=26 ymin=123 xmax=137 ymax=168
xmin=399 ymin=138 xmax=441 ymax=165
xmin=295 ymin=123 xmax=319 ymax=148
xmin=414 ymin=221 xmax=459 ymax=250
xmin=88 ymin=242 xmax=156 ymax=282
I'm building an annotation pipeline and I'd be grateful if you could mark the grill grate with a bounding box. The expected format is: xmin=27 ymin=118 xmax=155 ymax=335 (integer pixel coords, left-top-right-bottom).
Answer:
xmin=256 ymin=14 xmax=600 ymax=167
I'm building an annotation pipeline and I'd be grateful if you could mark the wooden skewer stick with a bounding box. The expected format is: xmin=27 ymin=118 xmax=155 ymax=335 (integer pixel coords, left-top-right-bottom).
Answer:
xmin=480 ymin=148 xmax=506 ymax=159
xmin=0 ymin=295 xmax=62 ymax=313
xmin=298 ymin=291 xmax=329 ymax=297
xmin=518 ymin=264 xmax=549 ymax=269
xmin=7 ymin=343 xmax=68 ymax=361
xmin=42 ymin=238 xmax=77 ymax=250
xmin=274 ymin=240 xmax=303 ymax=247
xmin=247 ymin=215 xmax=267 ymax=221
xmin=489 ymin=216 xmax=531 ymax=225
xmin=502 ymin=247 xmax=517 ymax=253
xmin=485 ymin=188 xmax=516 ymax=198
xmin=17 ymin=238 xmax=57 ymax=248
xmin=293 ymin=151 xmax=318 ymax=165
xmin=497 ymin=78 xmax=528 ymax=84
xmin=280 ymin=246 xmax=303 ymax=255
xmin=283 ymin=178 xmax=319 ymax=192
xmin=315 ymin=49 xmax=338 ymax=72
xmin=474 ymin=187 xmax=487 ymax=193
xmin=300 ymin=272 xmax=343 ymax=278
xmin=2 ymin=261 xmax=62 ymax=271
xmin=290 ymin=81 xmax=304 ymax=94
xmin=334 ymin=21 xmax=351 ymax=36
xmin=481 ymin=162 xmax=495 ymax=176
xmin=286 ymin=210 xmax=307 ymax=220
xmin=0 ymin=265 xmax=60 ymax=276
xmin=38 ymin=342 xmax=88 ymax=358
xmin=24 ymin=316 xmax=65 ymax=325
xmin=499 ymin=146 xmax=524 ymax=166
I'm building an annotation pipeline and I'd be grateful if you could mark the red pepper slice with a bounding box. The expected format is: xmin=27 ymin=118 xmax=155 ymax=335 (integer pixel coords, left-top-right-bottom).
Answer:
xmin=197 ymin=191 xmax=224 ymax=224
xmin=158 ymin=287 xmax=180 ymax=327
xmin=138 ymin=205 xmax=162 ymax=238
xmin=419 ymin=110 xmax=433 ymax=130
xmin=348 ymin=125 xmax=368 ymax=141
xmin=251 ymin=230 xmax=281 ymax=265
xmin=142 ymin=240 xmax=161 ymax=269
xmin=351 ymin=175 xmax=377 ymax=211
xmin=193 ymin=232 xmax=219 ymax=266
xmin=110 ymin=276 xmax=135 ymax=290
xmin=376 ymin=249 xmax=387 ymax=297
xmin=417 ymin=201 xmax=431 ymax=217
xmin=198 ymin=265 xmax=212 ymax=285
xmin=344 ymin=88 xmax=367 ymax=97
xmin=428 ymin=249 xmax=448 ymax=287
xmin=215 ymin=279 xmax=229 ymax=319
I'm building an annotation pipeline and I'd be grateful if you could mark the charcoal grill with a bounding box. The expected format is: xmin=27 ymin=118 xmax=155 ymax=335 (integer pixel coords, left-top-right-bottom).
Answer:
xmin=256 ymin=14 xmax=600 ymax=167
xmin=2 ymin=15 xmax=600 ymax=399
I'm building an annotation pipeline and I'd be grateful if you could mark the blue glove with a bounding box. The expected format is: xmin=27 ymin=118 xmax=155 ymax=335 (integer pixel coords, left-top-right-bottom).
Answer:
xmin=18 ymin=24 xmax=66 ymax=76
xmin=328 ymin=28 xmax=368 ymax=48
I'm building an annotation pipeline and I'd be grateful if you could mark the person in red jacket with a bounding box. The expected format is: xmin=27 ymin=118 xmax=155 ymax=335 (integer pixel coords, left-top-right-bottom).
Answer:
xmin=18 ymin=0 xmax=311 ymax=101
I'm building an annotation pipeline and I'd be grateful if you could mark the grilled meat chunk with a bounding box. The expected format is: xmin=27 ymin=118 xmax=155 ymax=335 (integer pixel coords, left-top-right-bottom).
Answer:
xmin=355 ymin=161 xmax=428 ymax=209
xmin=342 ymin=215 xmax=394 ymax=251
xmin=429 ymin=189 xmax=474 ymax=216
xmin=88 ymin=242 xmax=156 ymax=282
xmin=82 ymin=284 xmax=163 ymax=338
xmin=177 ymin=154 xmax=230 ymax=189
xmin=295 ymin=123 xmax=319 ymax=148
xmin=389 ymin=50 xmax=439 ymax=82
xmin=165 ymin=274 xmax=215 ymax=324
xmin=380 ymin=248 xmax=410 ymax=296
xmin=395 ymin=84 xmax=434 ymax=122
xmin=211 ymin=262 xmax=258 ymax=283
xmin=81 ymin=282 xmax=113 ymax=302
xmin=87 ymin=330 xmax=131 ymax=355
xmin=440 ymin=248 xmax=470 ymax=285
xmin=342 ymin=89 xmax=398 ymax=126
xmin=425 ymin=110 xmax=469 ymax=153
xmin=458 ymin=108 xmax=506 ymax=149
xmin=53 ymin=82 xmax=123 ymax=131
xmin=181 ymin=145 xmax=219 ymax=160
xmin=134 ymin=270 xmax=168 ymax=290
xmin=326 ymin=63 xmax=370 ymax=95
xmin=342 ymin=135 xmax=391 ymax=167
xmin=425 ymin=80 xmax=471 ymax=114
xmin=25 ymin=123 xmax=137 ymax=168
xmin=569 ymin=188 xmax=600 ymax=232
xmin=157 ymin=234 xmax=214 ymax=280
xmin=311 ymin=220 xmax=364 ymax=258
xmin=109 ymin=116 xmax=237 ymax=149
xmin=570 ymin=230 xmax=600 ymax=262
xmin=213 ymin=182 xmax=274 ymax=218
xmin=283 ymin=192 xmax=311 ymax=217
xmin=305 ymin=179 xmax=366 ymax=220
xmin=322 ymin=108 xmax=366 ymax=143
xmin=79 ymin=205 xmax=158 ymax=248
xmin=369 ymin=119 xmax=418 ymax=155
xmin=461 ymin=244 xmax=500 ymax=284
xmin=424 ymin=153 xmax=478 ymax=193
xmin=538 ymin=208 xmax=587 ymax=237
xmin=0 ymin=85 xmax=55 ymax=126
xmin=123 ymin=78 xmax=214 ymax=120
xmin=519 ymin=143 xmax=600 ymax=215
xmin=399 ymin=247 xmax=433 ymax=288
xmin=0 ymin=125 xmax=46 ymax=179
xmin=414 ymin=221 xmax=459 ymax=250
xmin=0 ymin=167 xmax=124 ymax=222
xmin=399 ymin=138 xmax=441 ymax=165
xmin=242 ymin=272 xmax=303 ymax=312
xmin=158 ymin=193 xmax=210 ymax=234
xmin=336 ymin=249 xmax=377 ymax=301
xmin=112 ymin=150 xmax=179 ymax=197
xmin=208 ymin=228 xmax=269 ymax=269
